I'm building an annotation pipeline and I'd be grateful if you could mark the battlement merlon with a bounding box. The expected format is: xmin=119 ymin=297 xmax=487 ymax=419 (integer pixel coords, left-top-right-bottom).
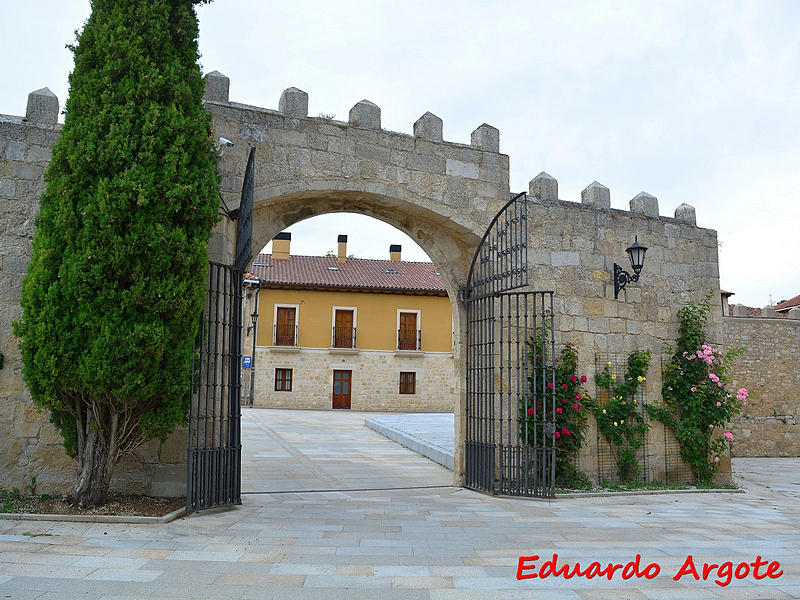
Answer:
xmin=526 ymin=171 xmax=708 ymax=229
xmin=201 ymin=70 xmax=508 ymax=158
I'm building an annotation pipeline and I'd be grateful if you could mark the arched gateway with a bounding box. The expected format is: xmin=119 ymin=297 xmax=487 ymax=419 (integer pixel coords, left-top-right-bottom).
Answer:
xmin=1 ymin=78 xmax=728 ymax=508
xmin=189 ymin=72 xmax=547 ymax=509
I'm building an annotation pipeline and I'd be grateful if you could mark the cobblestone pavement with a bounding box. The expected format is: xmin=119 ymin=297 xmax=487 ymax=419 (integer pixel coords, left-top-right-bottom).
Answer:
xmin=1 ymin=408 xmax=799 ymax=599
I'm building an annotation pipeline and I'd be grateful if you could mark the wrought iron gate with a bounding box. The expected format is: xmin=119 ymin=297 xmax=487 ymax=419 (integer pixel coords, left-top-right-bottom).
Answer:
xmin=462 ymin=192 xmax=557 ymax=497
xmin=187 ymin=148 xmax=255 ymax=511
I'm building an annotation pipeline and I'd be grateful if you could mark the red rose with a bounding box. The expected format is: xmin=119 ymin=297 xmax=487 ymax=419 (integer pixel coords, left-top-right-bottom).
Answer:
xmin=575 ymin=394 xmax=581 ymax=400
xmin=556 ymin=407 xmax=563 ymax=414
xmin=581 ymin=375 xmax=587 ymax=383
xmin=527 ymin=407 xmax=534 ymax=416
xmin=547 ymin=381 xmax=554 ymax=390
xmin=570 ymin=375 xmax=577 ymax=384
xmin=572 ymin=403 xmax=580 ymax=410
xmin=554 ymin=431 xmax=560 ymax=439
xmin=562 ymin=383 xmax=568 ymax=389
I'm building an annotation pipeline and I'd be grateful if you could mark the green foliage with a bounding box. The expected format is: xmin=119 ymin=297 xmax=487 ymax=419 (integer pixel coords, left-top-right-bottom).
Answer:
xmin=13 ymin=0 xmax=220 ymax=496
xmin=0 ymin=488 xmax=27 ymax=513
xmin=648 ymin=295 xmax=746 ymax=484
xmin=591 ymin=350 xmax=651 ymax=483
xmin=521 ymin=341 xmax=593 ymax=489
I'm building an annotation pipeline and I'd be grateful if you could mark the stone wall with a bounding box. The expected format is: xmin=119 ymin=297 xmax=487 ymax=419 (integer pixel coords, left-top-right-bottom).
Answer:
xmin=0 ymin=95 xmax=186 ymax=497
xmin=724 ymin=315 xmax=800 ymax=457
xmin=1 ymin=78 xmax=743 ymax=493
xmin=251 ymin=347 xmax=455 ymax=412
xmin=524 ymin=178 xmax=725 ymax=482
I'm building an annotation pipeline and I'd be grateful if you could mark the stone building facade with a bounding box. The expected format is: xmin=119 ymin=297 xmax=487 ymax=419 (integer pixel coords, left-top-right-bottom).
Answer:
xmin=244 ymin=234 xmax=456 ymax=412
xmin=2 ymin=74 xmax=797 ymax=495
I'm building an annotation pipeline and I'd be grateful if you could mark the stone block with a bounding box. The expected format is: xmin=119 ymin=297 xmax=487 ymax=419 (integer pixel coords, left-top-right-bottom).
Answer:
xmin=629 ymin=192 xmax=659 ymax=217
xmin=470 ymin=123 xmax=499 ymax=152
xmin=204 ymin=70 xmax=229 ymax=103
xmin=581 ymin=181 xmax=610 ymax=209
xmin=25 ymin=88 xmax=59 ymax=127
xmin=733 ymin=304 xmax=748 ymax=317
xmin=279 ymin=87 xmax=308 ymax=118
xmin=6 ymin=140 xmax=26 ymax=161
xmin=529 ymin=172 xmax=557 ymax=201
xmin=551 ymin=251 xmax=579 ymax=267
xmin=26 ymin=145 xmax=51 ymax=162
xmin=445 ymin=159 xmax=478 ymax=179
xmin=789 ymin=307 xmax=800 ymax=320
xmin=0 ymin=179 xmax=15 ymax=199
xmin=413 ymin=112 xmax=443 ymax=142
xmin=761 ymin=306 xmax=777 ymax=318
xmin=349 ymin=100 xmax=381 ymax=129
xmin=674 ymin=203 xmax=696 ymax=225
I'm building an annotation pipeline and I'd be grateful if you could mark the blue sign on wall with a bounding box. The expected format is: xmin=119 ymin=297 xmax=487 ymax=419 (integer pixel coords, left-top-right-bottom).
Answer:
xmin=242 ymin=355 xmax=252 ymax=369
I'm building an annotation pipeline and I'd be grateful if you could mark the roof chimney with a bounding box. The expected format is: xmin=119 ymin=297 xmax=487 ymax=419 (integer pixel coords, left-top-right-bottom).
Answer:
xmin=390 ymin=244 xmax=401 ymax=261
xmin=272 ymin=232 xmax=291 ymax=260
xmin=337 ymin=234 xmax=347 ymax=263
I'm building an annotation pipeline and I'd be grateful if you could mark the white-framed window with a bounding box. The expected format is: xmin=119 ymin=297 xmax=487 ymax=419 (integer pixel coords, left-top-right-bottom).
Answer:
xmin=397 ymin=309 xmax=421 ymax=350
xmin=273 ymin=304 xmax=299 ymax=346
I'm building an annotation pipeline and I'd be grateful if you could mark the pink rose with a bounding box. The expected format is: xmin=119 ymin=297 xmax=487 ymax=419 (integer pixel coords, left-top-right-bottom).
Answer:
xmin=724 ymin=430 xmax=734 ymax=441
xmin=572 ymin=403 xmax=580 ymax=411
xmin=716 ymin=401 xmax=721 ymax=407
xmin=575 ymin=394 xmax=581 ymax=400
xmin=581 ymin=375 xmax=587 ymax=383
xmin=556 ymin=407 xmax=563 ymax=414
xmin=691 ymin=386 xmax=697 ymax=392
xmin=562 ymin=383 xmax=568 ymax=389
xmin=547 ymin=381 xmax=554 ymax=390
xmin=709 ymin=424 xmax=714 ymax=429
xmin=737 ymin=388 xmax=748 ymax=400
xmin=570 ymin=375 xmax=577 ymax=384
xmin=561 ymin=398 xmax=566 ymax=405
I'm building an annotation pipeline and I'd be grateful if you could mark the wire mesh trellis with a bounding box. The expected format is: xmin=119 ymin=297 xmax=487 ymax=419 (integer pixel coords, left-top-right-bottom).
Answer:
xmin=594 ymin=353 xmax=650 ymax=485
xmin=659 ymin=357 xmax=696 ymax=483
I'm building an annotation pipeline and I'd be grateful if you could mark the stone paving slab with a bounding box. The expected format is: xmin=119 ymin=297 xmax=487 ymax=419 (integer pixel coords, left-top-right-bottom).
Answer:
xmin=0 ymin=409 xmax=798 ymax=599
xmin=364 ymin=413 xmax=455 ymax=470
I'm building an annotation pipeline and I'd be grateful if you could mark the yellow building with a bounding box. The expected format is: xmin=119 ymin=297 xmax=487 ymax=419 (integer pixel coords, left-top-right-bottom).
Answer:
xmin=243 ymin=233 xmax=456 ymax=411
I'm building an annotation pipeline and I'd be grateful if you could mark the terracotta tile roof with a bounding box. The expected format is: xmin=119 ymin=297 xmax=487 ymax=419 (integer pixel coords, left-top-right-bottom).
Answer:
xmin=774 ymin=294 xmax=800 ymax=312
xmin=246 ymin=253 xmax=446 ymax=295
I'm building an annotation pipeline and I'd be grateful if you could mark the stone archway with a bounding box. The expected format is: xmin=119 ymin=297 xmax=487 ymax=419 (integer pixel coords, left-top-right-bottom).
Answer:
xmin=203 ymin=72 xmax=512 ymax=484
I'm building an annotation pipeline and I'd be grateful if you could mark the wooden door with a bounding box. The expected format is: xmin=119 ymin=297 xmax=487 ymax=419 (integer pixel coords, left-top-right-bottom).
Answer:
xmin=399 ymin=312 xmax=417 ymax=350
xmin=334 ymin=310 xmax=354 ymax=348
xmin=332 ymin=370 xmax=352 ymax=409
xmin=276 ymin=307 xmax=295 ymax=346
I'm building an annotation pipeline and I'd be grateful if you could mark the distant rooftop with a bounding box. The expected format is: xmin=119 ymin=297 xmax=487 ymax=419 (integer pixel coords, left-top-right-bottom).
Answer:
xmin=246 ymin=253 xmax=446 ymax=296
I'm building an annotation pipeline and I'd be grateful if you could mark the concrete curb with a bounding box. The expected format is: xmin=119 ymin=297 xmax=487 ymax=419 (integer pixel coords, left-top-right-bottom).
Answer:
xmin=0 ymin=505 xmax=187 ymax=524
xmin=365 ymin=418 xmax=454 ymax=470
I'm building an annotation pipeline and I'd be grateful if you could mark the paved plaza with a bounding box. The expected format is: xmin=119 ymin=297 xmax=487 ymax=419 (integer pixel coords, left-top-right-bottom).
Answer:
xmin=1 ymin=408 xmax=799 ymax=599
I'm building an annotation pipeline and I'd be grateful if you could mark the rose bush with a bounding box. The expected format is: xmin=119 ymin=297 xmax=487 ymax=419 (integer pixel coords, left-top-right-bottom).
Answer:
xmin=648 ymin=296 xmax=746 ymax=483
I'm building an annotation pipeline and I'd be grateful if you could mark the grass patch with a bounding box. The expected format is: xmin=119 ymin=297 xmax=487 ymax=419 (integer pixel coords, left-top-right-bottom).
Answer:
xmin=555 ymin=480 xmax=740 ymax=494
xmin=0 ymin=488 xmax=31 ymax=513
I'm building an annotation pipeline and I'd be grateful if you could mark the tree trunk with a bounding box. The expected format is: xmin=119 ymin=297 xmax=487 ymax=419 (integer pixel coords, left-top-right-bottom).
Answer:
xmin=67 ymin=399 xmax=120 ymax=507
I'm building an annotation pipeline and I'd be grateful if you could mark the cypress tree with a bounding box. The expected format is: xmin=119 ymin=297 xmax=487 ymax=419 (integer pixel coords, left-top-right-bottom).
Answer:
xmin=14 ymin=0 xmax=219 ymax=506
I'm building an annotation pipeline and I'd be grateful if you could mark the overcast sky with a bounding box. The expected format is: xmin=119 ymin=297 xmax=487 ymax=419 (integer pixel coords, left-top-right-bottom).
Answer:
xmin=2 ymin=1 xmax=798 ymax=307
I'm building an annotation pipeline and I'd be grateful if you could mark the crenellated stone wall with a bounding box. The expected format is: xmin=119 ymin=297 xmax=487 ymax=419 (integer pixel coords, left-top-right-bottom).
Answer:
xmin=0 ymin=73 xmax=752 ymax=494
xmin=724 ymin=314 xmax=800 ymax=457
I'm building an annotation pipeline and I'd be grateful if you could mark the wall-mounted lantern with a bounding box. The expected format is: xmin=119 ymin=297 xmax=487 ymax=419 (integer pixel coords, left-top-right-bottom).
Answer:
xmin=614 ymin=236 xmax=648 ymax=299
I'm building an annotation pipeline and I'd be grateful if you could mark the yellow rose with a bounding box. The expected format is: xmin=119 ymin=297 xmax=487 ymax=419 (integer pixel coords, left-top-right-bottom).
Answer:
xmin=611 ymin=374 xmax=616 ymax=380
